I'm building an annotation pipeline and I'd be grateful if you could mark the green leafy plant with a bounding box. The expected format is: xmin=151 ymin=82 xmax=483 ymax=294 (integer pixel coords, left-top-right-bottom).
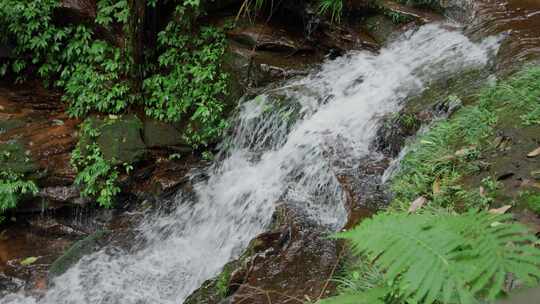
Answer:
xmin=71 ymin=121 xmax=124 ymax=208
xmin=318 ymin=0 xmax=344 ymax=23
xmin=322 ymin=210 xmax=540 ymax=304
xmin=0 ymin=171 xmax=38 ymax=223
xmin=142 ymin=1 xmax=230 ymax=147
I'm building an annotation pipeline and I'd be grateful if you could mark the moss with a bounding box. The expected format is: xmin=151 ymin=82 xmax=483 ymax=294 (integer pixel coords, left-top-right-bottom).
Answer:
xmin=81 ymin=115 xmax=146 ymax=165
xmin=0 ymin=141 xmax=36 ymax=175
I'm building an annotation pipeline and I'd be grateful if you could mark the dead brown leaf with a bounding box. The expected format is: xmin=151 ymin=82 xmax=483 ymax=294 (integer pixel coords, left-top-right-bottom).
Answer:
xmin=489 ymin=205 xmax=512 ymax=215
xmin=527 ymin=146 xmax=540 ymax=158
xmin=432 ymin=177 xmax=441 ymax=195
xmin=409 ymin=196 xmax=428 ymax=213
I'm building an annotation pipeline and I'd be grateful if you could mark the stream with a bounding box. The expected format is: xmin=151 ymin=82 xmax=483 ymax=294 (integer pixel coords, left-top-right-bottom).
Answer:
xmin=0 ymin=22 xmax=501 ymax=304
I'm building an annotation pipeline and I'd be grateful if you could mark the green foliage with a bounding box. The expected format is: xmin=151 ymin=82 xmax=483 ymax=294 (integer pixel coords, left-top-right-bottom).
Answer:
xmin=0 ymin=0 xmax=133 ymax=116
xmin=390 ymin=97 xmax=497 ymax=210
xmin=322 ymin=210 xmax=540 ymax=304
xmin=318 ymin=0 xmax=344 ymax=23
xmin=71 ymin=120 xmax=125 ymax=208
xmin=143 ymin=1 xmax=230 ymax=147
xmin=0 ymin=170 xmax=38 ymax=223
xmin=0 ymin=0 xmax=63 ymax=80
xmin=391 ymin=66 xmax=540 ymax=211
xmin=521 ymin=191 xmax=540 ymax=215
xmin=479 ymin=66 xmax=540 ymax=126
xmin=96 ymin=0 xmax=130 ymax=26
xmin=216 ymin=268 xmax=232 ymax=297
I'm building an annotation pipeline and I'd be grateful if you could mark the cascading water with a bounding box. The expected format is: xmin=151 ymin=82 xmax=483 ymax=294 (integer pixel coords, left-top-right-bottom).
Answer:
xmin=1 ymin=24 xmax=499 ymax=304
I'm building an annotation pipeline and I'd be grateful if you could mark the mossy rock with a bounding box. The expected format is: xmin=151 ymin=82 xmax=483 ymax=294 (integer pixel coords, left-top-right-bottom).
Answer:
xmin=48 ymin=230 xmax=110 ymax=282
xmin=83 ymin=115 xmax=146 ymax=165
xmin=362 ymin=15 xmax=399 ymax=45
xmin=0 ymin=119 xmax=25 ymax=133
xmin=142 ymin=119 xmax=189 ymax=149
xmin=0 ymin=141 xmax=36 ymax=174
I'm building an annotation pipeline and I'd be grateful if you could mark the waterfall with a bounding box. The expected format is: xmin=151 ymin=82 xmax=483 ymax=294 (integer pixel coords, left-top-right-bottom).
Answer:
xmin=1 ymin=24 xmax=499 ymax=304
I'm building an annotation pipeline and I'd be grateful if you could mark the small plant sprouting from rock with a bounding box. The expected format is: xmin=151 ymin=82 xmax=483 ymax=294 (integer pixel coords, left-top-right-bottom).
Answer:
xmin=0 ymin=171 xmax=38 ymax=223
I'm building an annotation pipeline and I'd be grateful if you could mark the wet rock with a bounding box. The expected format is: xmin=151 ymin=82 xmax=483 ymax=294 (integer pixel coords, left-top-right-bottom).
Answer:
xmin=56 ymin=0 xmax=97 ymax=22
xmin=224 ymin=41 xmax=317 ymax=88
xmin=84 ymin=115 xmax=146 ymax=165
xmin=0 ymin=141 xmax=37 ymax=175
xmin=318 ymin=24 xmax=380 ymax=52
xmin=48 ymin=230 xmax=110 ymax=282
xmin=227 ymin=204 xmax=340 ymax=304
xmin=143 ymin=119 xmax=188 ymax=149
xmin=227 ymin=23 xmax=314 ymax=53
xmin=377 ymin=0 xmax=444 ymax=23
xmin=0 ymin=86 xmax=79 ymax=184
xmin=345 ymin=0 xmax=371 ymax=12
xmin=374 ymin=112 xmax=421 ymax=157
xmin=362 ymin=15 xmax=401 ymax=44
xmin=438 ymin=0 xmax=474 ymax=21
xmin=0 ymin=118 xmax=25 ymax=133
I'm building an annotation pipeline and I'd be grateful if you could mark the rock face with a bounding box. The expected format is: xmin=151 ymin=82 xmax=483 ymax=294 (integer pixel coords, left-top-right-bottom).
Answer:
xmin=228 ymin=205 xmax=340 ymax=303
xmin=186 ymin=204 xmax=341 ymax=304
xmin=90 ymin=115 xmax=146 ymax=165
xmin=48 ymin=230 xmax=110 ymax=282
xmin=0 ymin=84 xmax=79 ymax=185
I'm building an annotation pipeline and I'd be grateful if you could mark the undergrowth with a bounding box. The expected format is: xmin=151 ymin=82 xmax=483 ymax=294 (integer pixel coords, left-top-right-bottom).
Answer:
xmin=322 ymin=66 xmax=540 ymax=304
xmin=70 ymin=120 xmax=132 ymax=208
xmin=322 ymin=210 xmax=540 ymax=304
xmin=391 ymin=66 xmax=540 ymax=211
xmin=143 ymin=1 xmax=230 ymax=147
xmin=0 ymin=171 xmax=38 ymax=223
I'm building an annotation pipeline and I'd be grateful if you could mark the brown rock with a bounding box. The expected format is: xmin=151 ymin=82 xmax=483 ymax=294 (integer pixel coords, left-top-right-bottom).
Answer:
xmin=229 ymin=205 xmax=340 ymax=304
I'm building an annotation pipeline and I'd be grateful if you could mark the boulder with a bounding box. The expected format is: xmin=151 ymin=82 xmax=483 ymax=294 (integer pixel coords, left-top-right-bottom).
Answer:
xmin=228 ymin=204 xmax=340 ymax=303
xmin=362 ymin=14 xmax=400 ymax=44
xmin=227 ymin=23 xmax=314 ymax=53
xmin=142 ymin=119 xmax=187 ymax=149
xmin=83 ymin=115 xmax=146 ymax=165
xmin=48 ymin=230 xmax=110 ymax=282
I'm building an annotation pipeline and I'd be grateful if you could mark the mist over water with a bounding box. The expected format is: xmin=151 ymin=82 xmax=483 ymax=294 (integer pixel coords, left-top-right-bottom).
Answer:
xmin=1 ymin=24 xmax=499 ymax=304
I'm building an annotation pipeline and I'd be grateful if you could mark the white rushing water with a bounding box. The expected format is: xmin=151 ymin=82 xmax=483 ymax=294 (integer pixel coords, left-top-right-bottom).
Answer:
xmin=1 ymin=24 xmax=499 ymax=304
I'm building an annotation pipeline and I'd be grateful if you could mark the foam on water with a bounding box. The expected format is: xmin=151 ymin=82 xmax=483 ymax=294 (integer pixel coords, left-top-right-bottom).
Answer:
xmin=1 ymin=24 xmax=499 ymax=304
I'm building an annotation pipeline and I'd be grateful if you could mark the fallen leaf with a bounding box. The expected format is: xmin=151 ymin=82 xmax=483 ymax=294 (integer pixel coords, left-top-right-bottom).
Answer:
xmin=20 ymin=256 xmax=39 ymax=266
xmin=479 ymin=186 xmax=486 ymax=197
xmin=432 ymin=177 xmax=441 ymax=195
xmin=0 ymin=105 xmax=4 ymax=111
xmin=521 ymin=179 xmax=540 ymax=189
xmin=489 ymin=205 xmax=512 ymax=215
xmin=527 ymin=146 xmax=540 ymax=158
xmin=409 ymin=196 xmax=428 ymax=213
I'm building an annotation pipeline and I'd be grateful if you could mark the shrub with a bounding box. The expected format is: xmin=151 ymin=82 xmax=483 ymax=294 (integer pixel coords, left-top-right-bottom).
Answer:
xmin=142 ymin=1 xmax=230 ymax=147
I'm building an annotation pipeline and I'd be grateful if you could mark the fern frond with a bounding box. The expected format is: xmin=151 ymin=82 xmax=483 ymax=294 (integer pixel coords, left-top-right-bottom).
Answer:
xmin=337 ymin=210 xmax=540 ymax=304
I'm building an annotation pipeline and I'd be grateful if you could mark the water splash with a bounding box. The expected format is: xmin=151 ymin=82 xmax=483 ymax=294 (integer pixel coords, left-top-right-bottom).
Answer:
xmin=1 ymin=24 xmax=499 ymax=304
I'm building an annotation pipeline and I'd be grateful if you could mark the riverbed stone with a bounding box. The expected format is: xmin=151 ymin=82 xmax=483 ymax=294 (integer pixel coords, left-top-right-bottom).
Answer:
xmin=48 ymin=230 xmax=110 ymax=282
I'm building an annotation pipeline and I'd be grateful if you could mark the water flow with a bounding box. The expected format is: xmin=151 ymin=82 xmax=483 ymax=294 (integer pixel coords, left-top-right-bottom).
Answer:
xmin=1 ymin=24 xmax=498 ymax=304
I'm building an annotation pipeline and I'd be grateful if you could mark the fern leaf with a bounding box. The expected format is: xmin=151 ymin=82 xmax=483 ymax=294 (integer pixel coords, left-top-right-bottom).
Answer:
xmin=338 ymin=210 xmax=540 ymax=304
